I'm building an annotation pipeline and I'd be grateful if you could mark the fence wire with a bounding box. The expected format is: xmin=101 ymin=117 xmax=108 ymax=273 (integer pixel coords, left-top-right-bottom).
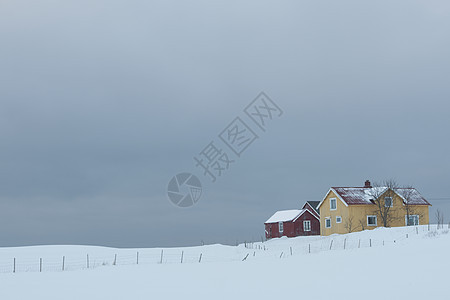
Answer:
xmin=0 ymin=224 xmax=447 ymax=274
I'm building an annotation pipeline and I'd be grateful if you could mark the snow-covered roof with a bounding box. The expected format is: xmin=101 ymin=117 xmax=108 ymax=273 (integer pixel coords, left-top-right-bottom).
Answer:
xmin=317 ymin=186 xmax=430 ymax=209
xmin=394 ymin=188 xmax=431 ymax=205
xmin=265 ymin=209 xmax=303 ymax=224
xmin=332 ymin=187 xmax=387 ymax=205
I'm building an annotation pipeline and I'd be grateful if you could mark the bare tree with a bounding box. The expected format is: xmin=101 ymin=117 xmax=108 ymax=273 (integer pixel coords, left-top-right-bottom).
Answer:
xmin=436 ymin=209 xmax=444 ymax=229
xmin=342 ymin=216 xmax=365 ymax=232
xmin=344 ymin=216 xmax=356 ymax=233
xmin=368 ymin=179 xmax=398 ymax=227
xmin=359 ymin=218 xmax=366 ymax=231
xmin=397 ymin=186 xmax=425 ymax=226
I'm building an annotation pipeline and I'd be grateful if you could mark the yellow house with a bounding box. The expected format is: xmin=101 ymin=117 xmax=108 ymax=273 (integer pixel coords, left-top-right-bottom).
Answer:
xmin=317 ymin=180 xmax=431 ymax=236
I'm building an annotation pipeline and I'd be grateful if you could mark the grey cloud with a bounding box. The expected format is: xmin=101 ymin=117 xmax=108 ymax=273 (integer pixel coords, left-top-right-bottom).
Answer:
xmin=0 ymin=0 xmax=449 ymax=247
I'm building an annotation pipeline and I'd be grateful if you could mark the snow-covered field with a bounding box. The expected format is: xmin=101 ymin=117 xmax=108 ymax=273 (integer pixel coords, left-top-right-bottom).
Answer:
xmin=0 ymin=225 xmax=449 ymax=299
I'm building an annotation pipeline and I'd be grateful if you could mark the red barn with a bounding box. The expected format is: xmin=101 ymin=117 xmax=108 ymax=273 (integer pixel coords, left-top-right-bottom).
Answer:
xmin=264 ymin=206 xmax=320 ymax=239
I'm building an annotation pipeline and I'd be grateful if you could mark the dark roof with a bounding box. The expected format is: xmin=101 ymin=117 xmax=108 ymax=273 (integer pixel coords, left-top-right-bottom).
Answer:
xmin=330 ymin=187 xmax=431 ymax=206
xmin=305 ymin=201 xmax=320 ymax=213
xmin=394 ymin=188 xmax=432 ymax=205
xmin=331 ymin=187 xmax=382 ymax=205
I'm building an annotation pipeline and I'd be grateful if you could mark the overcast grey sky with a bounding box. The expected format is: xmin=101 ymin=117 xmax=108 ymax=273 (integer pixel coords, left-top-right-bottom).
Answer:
xmin=1 ymin=0 xmax=449 ymax=247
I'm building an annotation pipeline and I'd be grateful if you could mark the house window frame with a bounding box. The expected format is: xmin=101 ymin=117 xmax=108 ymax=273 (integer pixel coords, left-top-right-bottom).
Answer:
xmin=384 ymin=197 xmax=393 ymax=207
xmin=325 ymin=217 xmax=331 ymax=228
xmin=367 ymin=215 xmax=377 ymax=227
xmin=303 ymin=220 xmax=311 ymax=232
xmin=330 ymin=198 xmax=337 ymax=210
xmin=336 ymin=216 xmax=342 ymax=223
xmin=279 ymin=222 xmax=284 ymax=233
xmin=405 ymin=215 xmax=419 ymax=226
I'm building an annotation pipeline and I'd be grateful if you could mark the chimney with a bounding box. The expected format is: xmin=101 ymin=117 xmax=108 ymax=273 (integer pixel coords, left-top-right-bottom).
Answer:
xmin=364 ymin=180 xmax=372 ymax=188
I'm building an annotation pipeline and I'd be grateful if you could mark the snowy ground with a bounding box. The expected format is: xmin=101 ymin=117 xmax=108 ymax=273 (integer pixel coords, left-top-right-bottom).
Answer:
xmin=0 ymin=225 xmax=449 ymax=299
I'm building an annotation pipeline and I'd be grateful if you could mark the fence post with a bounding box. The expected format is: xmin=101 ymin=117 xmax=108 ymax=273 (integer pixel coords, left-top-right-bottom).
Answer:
xmin=199 ymin=253 xmax=202 ymax=263
xmin=329 ymin=240 xmax=333 ymax=250
xmin=406 ymin=234 xmax=408 ymax=239
xmin=344 ymin=238 xmax=346 ymax=250
xmin=369 ymin=239 xmax=372 ymax=247
xmin=290 ymin=247 xmax=292 ymax=256
xmin=62 ymin=256 xmax=65 ymax=271
xmin=40 ymin=258 xmax=42 ymax=273
xmin=253 ymin=251 xmax=256 ymax=257
xmin=358 ymin=239 xmax=360 ymax=248
xmin=308 ymin=244 xmax=311 ymax=254
xmin=280 ymin=252 xmax=283 ymax=258
xmin=87 ymin=254 xmax=89 ymax=269
xmin=113 ymin=254 xmax=117 ymax=266
xmin=136 ymin=252 xmax=139 ymax=265
xmin=428 ymin=223 xmax=430 ymax=231
xmin=242 ymin=253 xmax=249 ymax=261
xmin=180 ymin=251 xmax=184 ymax=264
xmin=416 ymin=227 xmax=418 ymax=235
xmin=13 ymin=258 xmax=16 ymax=273
xmin=160 ymin=250 xmax=163 ymax=264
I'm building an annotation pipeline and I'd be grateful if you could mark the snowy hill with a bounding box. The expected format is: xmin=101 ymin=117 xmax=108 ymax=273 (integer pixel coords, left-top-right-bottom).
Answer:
xmin=0 ymin=225 xmax=449 ymax=299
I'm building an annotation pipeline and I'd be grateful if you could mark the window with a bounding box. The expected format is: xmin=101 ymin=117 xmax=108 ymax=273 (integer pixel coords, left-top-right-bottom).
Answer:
xmin=279 ymin=222 xmax=283 ymax=233
xmin=367 ymin=215 xmax=377 ymax=226
xmin=336 ymin=216 xmax=342 ymax=223
xmin=384 ymin=197 xmax=393 ymax=207
xmin=330 ymin=198 xmax=337 ymax=210
xmin=303 ymin=220 xmax=311 ymax=231
xmin=325 ymin=217 xmax=331 ymax=228
xmin=406 ymin=215 xmax=419 ymax=226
